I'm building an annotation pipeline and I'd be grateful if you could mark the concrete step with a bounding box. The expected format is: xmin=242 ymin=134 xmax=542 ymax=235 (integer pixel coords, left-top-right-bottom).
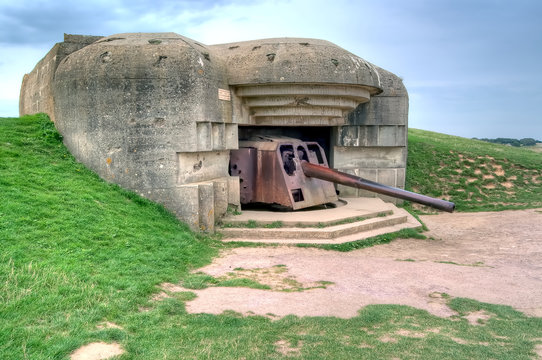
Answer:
xmin=221 ymin=213 xmax=407 ymax=240
xmin=222 ymin=208 xmax=392 ymax=228
xmin=219 ymin=197 xmax=422 ymax=244
xmin=222 ymin=197 xmax=393 ymax=226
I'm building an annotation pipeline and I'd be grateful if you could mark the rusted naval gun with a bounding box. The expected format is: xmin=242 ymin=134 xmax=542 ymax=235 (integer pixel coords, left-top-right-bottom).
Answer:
xmin=229 ymin=136 xmax=455 ymax=212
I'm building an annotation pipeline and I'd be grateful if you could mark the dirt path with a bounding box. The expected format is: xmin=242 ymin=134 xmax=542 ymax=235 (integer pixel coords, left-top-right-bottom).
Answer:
xmin=182 ymin=208 xmax=542 ymax=318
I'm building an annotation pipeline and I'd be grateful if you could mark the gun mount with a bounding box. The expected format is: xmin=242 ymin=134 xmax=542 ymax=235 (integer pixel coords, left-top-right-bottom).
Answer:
xmin=230 ymin=136 xmax=455 ymax=212
xmin=229 ymin=136 xmax=339 ymax=210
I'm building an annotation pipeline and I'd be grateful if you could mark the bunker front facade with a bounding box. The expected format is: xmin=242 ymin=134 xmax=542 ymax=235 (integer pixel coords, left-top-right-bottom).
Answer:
xmin=20 ymin=33 xmax=409 ymax=232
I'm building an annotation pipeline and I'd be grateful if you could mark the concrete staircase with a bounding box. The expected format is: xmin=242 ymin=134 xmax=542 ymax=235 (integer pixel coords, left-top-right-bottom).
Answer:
xmin=219 ymin=197 xmax=422 ymax=244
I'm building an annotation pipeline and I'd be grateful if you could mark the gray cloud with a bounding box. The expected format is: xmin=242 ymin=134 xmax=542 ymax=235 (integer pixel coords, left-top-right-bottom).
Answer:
xmin=0 ymin=0 xmax=236 ymax=45
xmin=0 ymin=2 xmax=110 ymax=44
xmin=1 ymin=0 xmax=541 ymax=138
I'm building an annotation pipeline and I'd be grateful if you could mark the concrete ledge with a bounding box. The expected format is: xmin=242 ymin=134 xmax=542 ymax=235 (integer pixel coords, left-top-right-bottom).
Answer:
xmin=219 ymin=197 xmax=422 ymax=244
xmin=221 ymin=213 xmax=407 ymax=240
xmin=222 ymin=197 xmax=393 ymax=226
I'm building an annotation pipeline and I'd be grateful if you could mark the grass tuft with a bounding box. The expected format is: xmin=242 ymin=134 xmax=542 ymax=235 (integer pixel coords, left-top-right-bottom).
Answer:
xmin=296 ymin=228 xmax=426 ymax=252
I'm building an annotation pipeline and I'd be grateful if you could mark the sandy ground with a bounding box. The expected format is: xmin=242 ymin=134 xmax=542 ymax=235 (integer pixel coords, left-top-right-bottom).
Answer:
xmin=70 ymin=342 xmax=124 ymax=360
xmin=183 ymin=208 xmax=542 ymax=318
xmin=73 ymin=209 xmax=541 ymax=360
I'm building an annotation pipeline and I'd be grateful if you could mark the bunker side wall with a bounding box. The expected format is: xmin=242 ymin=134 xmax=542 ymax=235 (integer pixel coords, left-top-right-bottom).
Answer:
xmin=332 ymin=67 xmax=408 ymax=203
xmin=52 ymin=35 xmax=239 ymax=231
xmin=19 ymin=43 xmax=60 ymax=121
xmin=19 ymin=35 xmax=103 ymax=121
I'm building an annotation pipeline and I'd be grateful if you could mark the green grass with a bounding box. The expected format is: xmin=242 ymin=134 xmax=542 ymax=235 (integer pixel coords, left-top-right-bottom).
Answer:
xmin=181 ymin=265 xmax=334 ymax=292
xmin=182 ymin=271 xmax=272 ymax=290
xmin=406 ymin=129 xmax=542 ymax=212
xmin=221 ymin=216 xmax=386 ymax=229
xmin=1 ymin=115 xmax=541 ymax=359
xmin=296 ymin=228 xmax=427 ymax=252
xmin=1 ymin=114 xmax=218 ymax=358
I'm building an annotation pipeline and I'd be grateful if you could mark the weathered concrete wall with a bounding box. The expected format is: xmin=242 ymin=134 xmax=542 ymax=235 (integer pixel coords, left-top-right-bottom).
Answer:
xmin=213 ymin=38 xmax=382 ymax=127
xmin=20 ymin=32 xmax=409 ymax=230
xmin=51 ymin=33 xmax=239 ymax=232
xmin=19 ymin=34 xmax=103 ymax=122
xmin=333 ymin=66 xmax=408 ymax=202
xmin=212 ymin=38 xmax=383 ymax=87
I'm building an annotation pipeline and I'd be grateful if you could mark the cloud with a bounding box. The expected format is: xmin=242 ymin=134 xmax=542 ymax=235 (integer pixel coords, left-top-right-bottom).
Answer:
xmin=0 ymin=1 xmax=109 ymax=45
xmin=1 ymin=0 xmax=541 ymax=138
xmin=182 ymin=0 xmax=367 ymax=44
xmin=0 ymin=0 xmax=245 ymax=46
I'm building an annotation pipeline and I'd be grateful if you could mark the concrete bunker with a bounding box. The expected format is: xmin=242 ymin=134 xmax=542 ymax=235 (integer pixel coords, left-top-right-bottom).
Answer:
xmin=20 ymin=33 xmax=409 ymax=232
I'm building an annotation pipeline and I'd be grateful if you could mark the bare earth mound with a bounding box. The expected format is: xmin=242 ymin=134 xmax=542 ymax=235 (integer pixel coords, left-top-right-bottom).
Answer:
xmin=70 ymin=342 xmax=124 ymax=360
xmin=182 ymin=208 xmax=542 ymax=318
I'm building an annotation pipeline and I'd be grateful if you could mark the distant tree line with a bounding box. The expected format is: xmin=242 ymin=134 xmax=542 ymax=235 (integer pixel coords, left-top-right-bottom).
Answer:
xmin=472 ymin=137 xmax=540 ymax=147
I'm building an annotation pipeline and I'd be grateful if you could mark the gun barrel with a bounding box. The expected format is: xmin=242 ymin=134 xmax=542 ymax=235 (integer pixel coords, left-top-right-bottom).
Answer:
xmin=301 ymin=161 xmax=455 ymax=212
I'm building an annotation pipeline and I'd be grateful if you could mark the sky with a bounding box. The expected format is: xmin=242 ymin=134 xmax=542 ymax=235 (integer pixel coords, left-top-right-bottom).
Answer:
xmin=1 ymin=0 xmax=541 ymax=140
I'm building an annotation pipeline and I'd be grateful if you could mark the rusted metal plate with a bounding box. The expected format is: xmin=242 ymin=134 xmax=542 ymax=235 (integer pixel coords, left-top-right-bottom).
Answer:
xmin=230 ymin=136 xmax=338 ymax=209
xmin=229 ymin=148 xmax=257 ymax=204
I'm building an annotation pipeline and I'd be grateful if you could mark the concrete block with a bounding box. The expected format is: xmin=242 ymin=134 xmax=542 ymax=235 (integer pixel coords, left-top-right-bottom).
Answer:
xmin=175 ymin=184 xmax=200 ymax=230
xmin=356 ymin=168 xmax=378 ymax=198
xmin=197 ymin=122 xmax=212 ymax=152
xmin=357 ymin=126 xmax=378 ymax=146
xmin=332 ymin=146 xmax=406 ymax=169
xmin=228 ymin=176 xmax=241 ymax=206
xmin=357 ymin=168 xmax=378 ymax=182
xmin=347 ymin=95 xmax=408 ymax=126
xmin=177 ymin=151 xmax=230 ymax=184
xmin=225 ymin=123 xmax=238 ymax=149
xmin=377 ymin=169 xmax=397 ymax=187
xmin=337 ymin=184 xmax=358 ymax=197
xmin=176 ymin=177 xmax=239 ymax=231
xmin=396 ymin=168 xmax=406 ymax=189
xmin=197 ymin=182 xmax=215 ymax=232
xmin=212 ymin=178 xmax=229 ymax=221
xmin=212 ymin=123 xmax=225 ymax=150
xmin=337 ymin=126 xmax=359 ymax=146
xmin=395 ymin=125 xmax=407 ymax=147
xmin=378 ymin=126 xmax=397 ymax=146
xmin=377 ymin=125 xmax=406 ymax=146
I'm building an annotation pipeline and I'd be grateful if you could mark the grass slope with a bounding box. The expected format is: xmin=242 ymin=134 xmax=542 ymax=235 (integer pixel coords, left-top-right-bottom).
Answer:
xmin=1 ymin=115 xmax=541 ymax=359
xmin=1 ymin=114 xmax=218 ymax=358
xmin=407 ymin=129 xmax=542 ymax=212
